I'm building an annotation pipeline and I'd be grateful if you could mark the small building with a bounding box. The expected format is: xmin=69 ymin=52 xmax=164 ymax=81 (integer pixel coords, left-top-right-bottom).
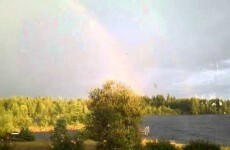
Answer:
xmin=140 ymin=126 xmax=150 ymax=136
xmin=9 ymin=132 xmax=20 ymax=141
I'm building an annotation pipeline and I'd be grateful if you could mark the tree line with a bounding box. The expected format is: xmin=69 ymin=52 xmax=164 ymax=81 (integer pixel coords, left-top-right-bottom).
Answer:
xmin=0 ymin=91 xmax=229 ymax=135
xmin=142 ymin=95 xmax=230 ymax=115
xmin=0 ymin=97 xmax=89 ymax=134
xmin=0 ymin=81 xmax=229 ymax=150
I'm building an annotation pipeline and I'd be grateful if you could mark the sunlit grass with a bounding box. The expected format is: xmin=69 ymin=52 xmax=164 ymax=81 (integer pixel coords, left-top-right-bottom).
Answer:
xmin=12 ymin=141 xmax=50 ymax=150
xmin=11 ymin=140 xmax=96 ymax=150
xmin=10 ymin=140 xmax=230 ymax=150
xmin=27 ymin=123 xmax=85 ymax=132
xmin=83 ymin=140 xmax=97 ymax=150
xmin=221 ymin=146 xmax=230 ymax=150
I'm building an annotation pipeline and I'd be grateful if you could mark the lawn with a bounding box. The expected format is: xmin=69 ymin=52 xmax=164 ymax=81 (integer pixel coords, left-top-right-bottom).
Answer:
xmin=12 ymin=140 xmax=97 ymax=150
xmin=11 ymin=140 xmax=230 ymax=150
xmin=12 ymin=141 xmax=50 ymax=150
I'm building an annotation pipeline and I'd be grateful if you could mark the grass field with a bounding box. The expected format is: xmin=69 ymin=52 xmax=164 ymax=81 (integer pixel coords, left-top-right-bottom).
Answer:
xmin=12 ymin=141 xmax=50 ymax=150
xmin=11 ymin=140 xmax=230 ymax=150
xmin=12 ymin=140 xmax=97 ymax=150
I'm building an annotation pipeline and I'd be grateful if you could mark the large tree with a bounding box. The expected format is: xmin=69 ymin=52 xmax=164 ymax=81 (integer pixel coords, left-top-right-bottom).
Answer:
xmin=86 ymin=81 xmax=142 ymax=150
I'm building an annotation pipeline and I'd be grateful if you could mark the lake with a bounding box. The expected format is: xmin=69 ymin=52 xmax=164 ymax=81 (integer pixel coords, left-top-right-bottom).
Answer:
xmin=142 ymin=115 xmax=230 ymax=145
xmin=35 ymin=115 xmax=230 ymax=145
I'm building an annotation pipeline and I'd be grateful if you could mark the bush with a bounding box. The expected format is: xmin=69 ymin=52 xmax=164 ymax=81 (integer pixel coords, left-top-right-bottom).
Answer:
xmin=50 ymin=119 xmax=84 ymax=150
xmin=183 ymin=140 xmax=220 ymax=150
xmin=19 ymin=127 xmax=35 ymax=141
xmin=144 ymin=140 xmax=177 ymax=150
xmin=72 ymin=131 xmax=85 ymax=150
xmin=50 ymin=119 xmax=69 ymax=150
xmin=0 ymin=140 xmax=12 ymax=150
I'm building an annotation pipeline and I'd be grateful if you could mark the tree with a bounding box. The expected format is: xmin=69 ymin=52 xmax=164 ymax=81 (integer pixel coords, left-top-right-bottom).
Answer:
xmin=86 ymin=81 xmax=142 ymax=150
xmin=50 ymin=118 xmax=84 ymax=150
xmin=0 ymin=113 xmax=14 ymax=135
xmin=191 ymin=98 xmax=200 ymax=115
xmin=19 ymin=127 xmax=35 ymax=141
xmin=151 ymin=95 xmax=165 ymax=107
xmin=50 ymin=118 xmax=69 ymax=150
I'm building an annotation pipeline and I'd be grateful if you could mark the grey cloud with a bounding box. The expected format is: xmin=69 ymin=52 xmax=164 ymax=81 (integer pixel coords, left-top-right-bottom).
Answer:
xmin=169 ymin=67 xmax=230 ymax=98
xmin=0 ymin=0 xmax=230 ymax=98
xmin=132 ymin=0 xmax=230 ymax=71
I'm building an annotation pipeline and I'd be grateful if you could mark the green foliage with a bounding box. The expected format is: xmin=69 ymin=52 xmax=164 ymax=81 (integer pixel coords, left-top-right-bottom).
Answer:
xmin=143 ymin=140 xmax=177 ymax=150
xmin=168 ymin=99 xmax=192 ymax=114
xmin=142 ymin=95 xmax=230 ymax=115
xmin=0 ymin=113 xmax=13 ymax=135
xmin=0 ymin=93 xmax=229 ymax=133
xmin=191 ymin=98 xmax=200 ymax=115
xmin=50 ymin=119 xmax=84 ymax=150
xmin=86 ymin=81 xmax=142 ymax=150
xmin=50 ymin=118 xmax=69 ymax=150
xmin=0 ymin=97 xmax=89 ymax=132
xmin=19 ymin=127 xmax=35 ymax=141
xmin=0 ymin=134 xmax=12 ymax=150
xmin=143 ymin=96 xmax=179 ymax=115
xmin=72 ymin=131 xmax=85 ymax=150
xmin=0 ymin=142 xmax=12 ymax=150
xmin=183 ymin=140 xmax=220 ymax=150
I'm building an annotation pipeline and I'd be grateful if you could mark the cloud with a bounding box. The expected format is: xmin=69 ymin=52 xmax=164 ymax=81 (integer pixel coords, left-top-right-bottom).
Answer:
xmin=0 ymin=0 xmax=230 ymax=98
xmin=170 ymin=65 xmax=230 ymax=98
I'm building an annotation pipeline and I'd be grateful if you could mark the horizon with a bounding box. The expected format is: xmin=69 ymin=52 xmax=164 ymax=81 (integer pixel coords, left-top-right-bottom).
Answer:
xmin=0 ymin=90 xmax=229 ymax=101
xmin=0 ymin=0 xmax=230 ymax=99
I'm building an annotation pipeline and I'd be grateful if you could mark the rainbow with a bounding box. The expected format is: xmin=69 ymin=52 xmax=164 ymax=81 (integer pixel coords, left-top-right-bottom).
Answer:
xmin=61 ymin=0 xmax=144 ymax=94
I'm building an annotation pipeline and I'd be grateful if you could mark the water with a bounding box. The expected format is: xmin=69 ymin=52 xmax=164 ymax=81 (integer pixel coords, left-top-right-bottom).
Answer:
xmin=35 ymin=115 xmax=230 ymax=145
xmin=142 ymin=115 xmax=230 ymax=145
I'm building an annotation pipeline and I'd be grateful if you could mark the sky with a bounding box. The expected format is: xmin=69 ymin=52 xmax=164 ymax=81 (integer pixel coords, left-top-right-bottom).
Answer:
xmin=0 ymin=0 xmax=230 ymax=99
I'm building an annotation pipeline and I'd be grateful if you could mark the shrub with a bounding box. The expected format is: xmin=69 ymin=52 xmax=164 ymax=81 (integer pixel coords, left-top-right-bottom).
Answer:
xmin=183 ymin=140 xmax=220 ymax=150
xmin=144 ymin=140 xmax=177 ymax=150
xmin=19 ymin=127 xmax=35 ymax=141
xmin=72 ymin=131 xmax=85 ymax=150
xmin=0 ymin=139 xmax=12 ymax=150
xmin=50 ymin=119 xmax=69 ymax=150
xmin=50 ymin=119 xmax=84 ymax=150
